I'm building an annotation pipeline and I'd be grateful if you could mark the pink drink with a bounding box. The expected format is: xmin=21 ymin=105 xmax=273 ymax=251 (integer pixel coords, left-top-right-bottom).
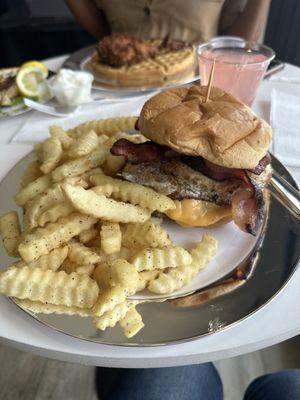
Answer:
xmin=198 ymin=39 xmax=275 ymax=105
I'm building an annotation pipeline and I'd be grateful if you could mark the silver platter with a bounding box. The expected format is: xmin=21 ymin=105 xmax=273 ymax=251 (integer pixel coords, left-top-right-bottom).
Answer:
xmin=1 ymin=154 xmax=299 ymax=346
xmin=62 ymin=45 xmax=200 ymax=96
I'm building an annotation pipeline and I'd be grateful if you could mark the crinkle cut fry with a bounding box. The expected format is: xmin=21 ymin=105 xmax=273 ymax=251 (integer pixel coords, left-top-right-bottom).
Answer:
xmin=0 ymin=211 xmax=21 ymax=257
xmin=0 ymin=266 xmax=99 ymax=308
xmin=148 ymin=235 xmax=218 ymax=294
xmin=67 ymin=117 xmax=138 ymax=138
xmin=119 ymin=307 xmax=144 ymax=338
xmin=131 ymin=246 xmax=192 ymax=271
xmin=12 ymin=246 xmax=68 ymax=271
xmin=18 ymin=213 xmax=97 ymax=262
xmin=63 ymin=184 xmax=151 ymax=223
xmin=122 ymin=220 xmax=171 ymax=248
xmin=90 ymin=174 xmax=175 ymax=212
xmin=15 ymin=298 xmax=92 ymax=317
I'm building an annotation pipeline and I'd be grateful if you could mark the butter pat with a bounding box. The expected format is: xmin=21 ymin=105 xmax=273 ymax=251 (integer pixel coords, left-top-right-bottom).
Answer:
xmin=49 ymin=69 xmax=93 ymax=106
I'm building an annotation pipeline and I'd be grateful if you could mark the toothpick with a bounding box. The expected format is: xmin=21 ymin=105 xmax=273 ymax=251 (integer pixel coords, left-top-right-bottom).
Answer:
xmin=204 ymin=58 xmax=216 ymax=103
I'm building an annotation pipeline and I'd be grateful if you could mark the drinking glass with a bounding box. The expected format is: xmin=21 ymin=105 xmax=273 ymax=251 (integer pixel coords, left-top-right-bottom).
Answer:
xmin=197 ymin=37 xmax=275 ymax=105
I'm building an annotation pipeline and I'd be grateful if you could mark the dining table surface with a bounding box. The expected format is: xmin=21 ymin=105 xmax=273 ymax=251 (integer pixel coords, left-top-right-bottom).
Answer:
xmin=0 ymin=54 xmax=299 ymax=368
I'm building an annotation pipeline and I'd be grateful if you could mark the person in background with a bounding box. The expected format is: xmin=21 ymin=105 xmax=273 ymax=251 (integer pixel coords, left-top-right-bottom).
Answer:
xmin=65 ymin=0 xmax=271 ymax=44
xmin=65 ymin=1 xmax=300 ymax=399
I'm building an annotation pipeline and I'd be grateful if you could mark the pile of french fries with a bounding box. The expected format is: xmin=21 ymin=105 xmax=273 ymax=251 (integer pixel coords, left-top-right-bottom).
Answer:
xmin=0 ymin=116 xmax=217 ymax=338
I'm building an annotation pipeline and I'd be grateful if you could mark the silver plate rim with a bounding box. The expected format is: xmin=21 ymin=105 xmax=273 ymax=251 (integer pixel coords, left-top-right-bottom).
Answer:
xmin=12 ymin=253 xmax=299 ymax=347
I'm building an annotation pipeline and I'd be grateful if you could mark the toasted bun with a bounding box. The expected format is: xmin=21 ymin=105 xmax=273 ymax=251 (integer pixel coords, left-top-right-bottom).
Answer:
xmin=165 ymin=199 xmax=232 ymax=228
xmin=138 ymin=85 xmax=272 ymax=169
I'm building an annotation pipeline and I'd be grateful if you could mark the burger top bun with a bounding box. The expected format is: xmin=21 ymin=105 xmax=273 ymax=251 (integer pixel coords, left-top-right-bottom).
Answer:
xmin=138 ymin=85 xmax=272 ymax=169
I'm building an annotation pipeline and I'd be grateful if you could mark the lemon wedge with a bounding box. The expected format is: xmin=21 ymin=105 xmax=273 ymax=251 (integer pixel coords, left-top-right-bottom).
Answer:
xmin=16 ymin=61 xmax=49 ymax=98
xmin=20 ymin=60 xmax=48 ymax=72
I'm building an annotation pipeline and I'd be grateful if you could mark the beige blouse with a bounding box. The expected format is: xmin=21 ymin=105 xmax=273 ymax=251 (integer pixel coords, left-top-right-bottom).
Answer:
xmin=95 ymin=0 xmax=248 ymax=43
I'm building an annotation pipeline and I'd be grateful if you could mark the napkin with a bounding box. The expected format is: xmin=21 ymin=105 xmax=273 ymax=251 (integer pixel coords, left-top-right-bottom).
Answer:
xmin=11 ymin=96 xmax=151 ymax=143
xmin=270 ymin=89 xmax=300 ymax=168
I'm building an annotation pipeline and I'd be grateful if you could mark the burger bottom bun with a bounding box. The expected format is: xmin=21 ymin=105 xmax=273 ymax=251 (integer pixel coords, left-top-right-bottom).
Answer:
xmin=165 ymin=199 xmax=232 ymax=228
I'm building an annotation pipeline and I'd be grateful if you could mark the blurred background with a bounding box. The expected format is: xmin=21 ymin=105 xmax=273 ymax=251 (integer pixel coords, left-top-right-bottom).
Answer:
xmin=0 ymin=0 xmax=300 ymax=68
xmin=0 ymin=0 xmax=94 ymax=67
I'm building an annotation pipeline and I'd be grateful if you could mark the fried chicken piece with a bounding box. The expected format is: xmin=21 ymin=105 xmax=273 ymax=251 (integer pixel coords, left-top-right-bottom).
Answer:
xmin=97 ymin=34 xmax=158 ymax=67
xmin=159 ymin=35 xmax=190 ymax=52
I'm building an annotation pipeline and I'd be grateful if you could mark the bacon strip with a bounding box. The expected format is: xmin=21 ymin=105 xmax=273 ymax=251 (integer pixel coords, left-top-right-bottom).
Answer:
xmin=182 ymin=157 xmax=250 ymax=184
xmin=248 ymin=153 xmax=271 ymax=175
xmin=181 ymin=156 xmax=265 ymax=235
xmin=111 ymin=139 xmax=165 ymax=163
xmin=231 ymin=184 xmax=265 ymax=235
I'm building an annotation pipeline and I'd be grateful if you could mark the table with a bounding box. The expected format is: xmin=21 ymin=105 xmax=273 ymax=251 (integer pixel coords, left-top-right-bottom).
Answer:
xmin=0 ymin=55 xmax=299 ymax=368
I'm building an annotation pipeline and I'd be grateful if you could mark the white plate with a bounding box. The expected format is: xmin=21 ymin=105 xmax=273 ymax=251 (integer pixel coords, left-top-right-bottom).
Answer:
xmin=132 ymin=219 xmax=258 ymax=300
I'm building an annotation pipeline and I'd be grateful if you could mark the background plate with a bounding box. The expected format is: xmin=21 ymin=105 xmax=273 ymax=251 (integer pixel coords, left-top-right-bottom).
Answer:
xmin=63 ymin=45 xmax=200 ymax=96
xmin=0 ymin=155 xmax=299 ymax=346
xmin=0 ymin=102 xmax=29 ymax=119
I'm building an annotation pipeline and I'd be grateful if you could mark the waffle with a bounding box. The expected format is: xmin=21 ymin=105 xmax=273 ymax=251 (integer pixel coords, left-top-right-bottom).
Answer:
xmin=89 ymin=48 xmax=196 ymax=88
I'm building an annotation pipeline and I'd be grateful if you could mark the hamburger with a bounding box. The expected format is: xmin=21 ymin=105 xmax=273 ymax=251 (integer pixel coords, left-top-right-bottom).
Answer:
xmin=110 ymin=85 xmax=272 ymax=235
